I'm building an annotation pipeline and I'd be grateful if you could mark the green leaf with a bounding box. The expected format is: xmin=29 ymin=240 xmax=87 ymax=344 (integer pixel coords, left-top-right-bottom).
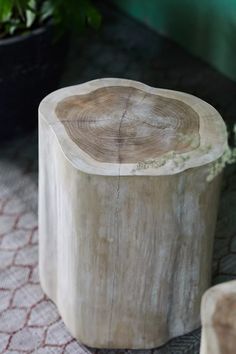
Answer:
xmin=14 ymin=0 xmax=28 ymax=21
xmin=40 ymin=0 xmax=53 ymax=23
xmin=86 ymin=5 xmax=101 ymax=30
xmin=5 ymin=18 xmax=21 ymax=35
xmin=0 ymin=0 xmax=13 ymax=22
xmin=26 ymin=0 xmax=36 ymax=27
xmin=0 ymin=0 xmax=101 ymax=38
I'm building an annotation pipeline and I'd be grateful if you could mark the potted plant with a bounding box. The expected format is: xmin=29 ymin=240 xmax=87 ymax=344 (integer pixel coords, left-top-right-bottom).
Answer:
xmin=0 ymin=0 xmax=101 ymax=140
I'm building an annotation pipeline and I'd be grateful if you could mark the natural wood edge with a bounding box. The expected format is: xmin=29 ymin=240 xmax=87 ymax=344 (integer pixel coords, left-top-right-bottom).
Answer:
xmin=39 ymin=78 xmax=228 ymax=176
xmin=200 ymin=280 xmax=236 ymax=354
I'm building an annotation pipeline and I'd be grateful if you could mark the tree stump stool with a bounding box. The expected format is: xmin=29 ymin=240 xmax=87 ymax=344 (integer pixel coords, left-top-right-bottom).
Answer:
xmin=39 ymin=78 xmax=228 ymax=349
xmin=200 ymin=281 xmax=236 ymax=354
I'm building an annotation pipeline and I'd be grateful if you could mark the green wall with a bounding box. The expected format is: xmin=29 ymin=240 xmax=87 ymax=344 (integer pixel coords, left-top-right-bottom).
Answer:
xmin=113 ymin=0 xmax=236 ymax=81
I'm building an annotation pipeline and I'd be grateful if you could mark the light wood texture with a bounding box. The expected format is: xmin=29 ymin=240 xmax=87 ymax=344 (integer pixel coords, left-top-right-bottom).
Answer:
xmin=200 ymin=281 xmax=236 ymax=354
xmin=39 ymin=78 xmax=228 ymax=349
xmin=55 ymin=86 xmax=200 ymax=163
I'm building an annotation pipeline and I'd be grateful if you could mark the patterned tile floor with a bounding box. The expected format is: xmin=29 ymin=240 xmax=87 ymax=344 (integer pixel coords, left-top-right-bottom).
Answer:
xmin=0 ymin=137 xmax=97 ymax=354
xmin=0 ymin=3 xmax=236 ymax=353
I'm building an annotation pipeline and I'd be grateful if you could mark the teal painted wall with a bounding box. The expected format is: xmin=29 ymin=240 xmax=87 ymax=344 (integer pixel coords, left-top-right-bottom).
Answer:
xmin=113 ymin=0 xmax=236 ymax=81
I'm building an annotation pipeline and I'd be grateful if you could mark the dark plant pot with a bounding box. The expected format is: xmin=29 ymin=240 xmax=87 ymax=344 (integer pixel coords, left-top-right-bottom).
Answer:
xmin=0 ymin=24 xmax=68 ymax=141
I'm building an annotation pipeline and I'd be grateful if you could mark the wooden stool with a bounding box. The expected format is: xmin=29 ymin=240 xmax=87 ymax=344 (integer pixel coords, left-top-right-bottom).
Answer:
xmin=39 ymin=78 xmax=227 ymax=349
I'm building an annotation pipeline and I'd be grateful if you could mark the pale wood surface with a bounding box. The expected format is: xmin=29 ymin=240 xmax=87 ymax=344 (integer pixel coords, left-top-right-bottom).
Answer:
xmin=200 ymin=281 xmax=236 ymax=354
xmin=39 ymin=78 xmax=227 ymax=176
xmin=55 ymin=86 xmax=200 ymax=163
xmin=39 ymin=78 xmax=228 ymax=349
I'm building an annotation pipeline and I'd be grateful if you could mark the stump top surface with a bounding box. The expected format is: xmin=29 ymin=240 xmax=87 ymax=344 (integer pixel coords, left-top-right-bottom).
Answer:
xmin=55 ymin=86 xmax=200 ymax=164
xmin=39 ymin=78 xmax=228 ymax=176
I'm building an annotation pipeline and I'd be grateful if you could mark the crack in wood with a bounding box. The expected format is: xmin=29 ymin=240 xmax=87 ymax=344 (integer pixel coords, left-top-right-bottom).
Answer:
xmin=108 ymin=89 xmax=134 ymax=343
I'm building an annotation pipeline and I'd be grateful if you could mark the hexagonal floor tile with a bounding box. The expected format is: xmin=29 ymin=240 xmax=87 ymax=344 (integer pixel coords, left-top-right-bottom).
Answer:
xmin=0 ymin=266 xmax=30 ymax=289
xmin=9 ymin=327 xmax=44 ymax=351
xmin=0 ymin=215 xmax=16 ymax=235
xmin=28 ymin=300 xmax=59 ymax=327
xmin=1 ymin=229 xmax=31 ymax=250
xmin=12 ymin=283 xmax=44 ymax=307
xmin=46 ymin=320 xmax=72 ymax=346
xmin=0 ymin=308 xmax=27 ymax=332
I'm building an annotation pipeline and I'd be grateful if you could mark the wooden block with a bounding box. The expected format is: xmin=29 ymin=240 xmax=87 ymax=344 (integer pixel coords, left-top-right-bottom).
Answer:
xmin=200 ymin=280 xmax=236 ymax=354
xmin=38 ymin=78 xmax=228 ymax=349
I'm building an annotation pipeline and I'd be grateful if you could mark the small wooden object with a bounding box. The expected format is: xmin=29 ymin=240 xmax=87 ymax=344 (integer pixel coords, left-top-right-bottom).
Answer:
xmin=200 ymin=281 xmax=236 ymax=354
xmin=39 ymin=78 xmax=227 ymax=349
